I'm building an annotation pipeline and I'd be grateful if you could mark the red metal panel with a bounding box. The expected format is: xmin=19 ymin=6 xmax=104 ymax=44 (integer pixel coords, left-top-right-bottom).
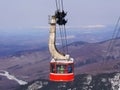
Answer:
xmin=50 ymin=73 xmax=74 ymax=82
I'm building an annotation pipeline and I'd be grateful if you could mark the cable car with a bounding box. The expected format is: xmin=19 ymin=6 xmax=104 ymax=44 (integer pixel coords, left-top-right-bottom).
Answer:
xmin=48 ymin=16 xmax=74 ymax=82
xmin=50 ymin=59 xmax=74 ymax=82
xmin=48 ymin=0 xmax=74 ymax=81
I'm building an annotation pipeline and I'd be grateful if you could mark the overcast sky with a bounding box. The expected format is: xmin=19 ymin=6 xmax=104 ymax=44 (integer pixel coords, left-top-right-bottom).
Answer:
xmin=0 ymin=0 xmax=120 ymax=30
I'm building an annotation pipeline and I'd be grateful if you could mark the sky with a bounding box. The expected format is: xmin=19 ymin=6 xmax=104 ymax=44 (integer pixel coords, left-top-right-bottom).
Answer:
xmin=0 ymin=0 xmax=120 ymax=31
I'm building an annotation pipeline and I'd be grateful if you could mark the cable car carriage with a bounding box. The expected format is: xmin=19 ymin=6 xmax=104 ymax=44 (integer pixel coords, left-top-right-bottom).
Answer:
xmin=50 ymin=58 xmax=74 ymax=82
xmin=49 ymin=15 xmax=74 ymax=82
xmin=48 ymin=0 xmax=74 ymax=81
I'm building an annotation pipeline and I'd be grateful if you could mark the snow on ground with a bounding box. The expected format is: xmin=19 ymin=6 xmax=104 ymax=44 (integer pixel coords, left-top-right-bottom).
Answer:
xmin=0 ymin=70 xmax=28 ymax=85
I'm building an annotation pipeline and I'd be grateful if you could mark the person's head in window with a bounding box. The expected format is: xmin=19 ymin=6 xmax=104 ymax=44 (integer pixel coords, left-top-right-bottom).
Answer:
xmin=68 ymin=65 xmax=72 ymax=73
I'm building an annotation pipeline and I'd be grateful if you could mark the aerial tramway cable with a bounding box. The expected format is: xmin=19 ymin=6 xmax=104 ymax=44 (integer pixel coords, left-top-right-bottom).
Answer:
xmin=55 ymin=0 xmax=69 ymax=54
xmin=59 ymin=25 xmax=65 ymax=53
xmin=63 ymin=25 xmax=68 ymax=53
xmin=105 ymin=16 xmax=120 ymax=60
xmin=55 ymin=0 xmax=64 ymax=11
xmin=61 ymin=0 xmax=64 ymax=10
xmin=55 ymin=0 xmax=58 ymax=10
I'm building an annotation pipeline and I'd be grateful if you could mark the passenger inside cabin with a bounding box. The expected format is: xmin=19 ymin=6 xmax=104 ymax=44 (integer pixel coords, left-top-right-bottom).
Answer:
xmin=60 ymin=65 xmax=64 ymax=73
xmin=57 ymin=66 xmax=60 ymax=73
xmin=68 ymin=65 xmax=72 ymax=73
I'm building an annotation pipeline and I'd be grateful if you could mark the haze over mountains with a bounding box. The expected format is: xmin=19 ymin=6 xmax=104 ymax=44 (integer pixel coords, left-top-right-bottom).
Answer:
xmin=0 ymin=25 xmax=116 ymax=57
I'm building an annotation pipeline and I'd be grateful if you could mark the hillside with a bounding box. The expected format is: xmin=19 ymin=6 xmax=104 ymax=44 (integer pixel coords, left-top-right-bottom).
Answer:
xmin=0 ymin=38 xmax=120 ymax=90
xmin=17 ymin=72 xmax=120 ymax=90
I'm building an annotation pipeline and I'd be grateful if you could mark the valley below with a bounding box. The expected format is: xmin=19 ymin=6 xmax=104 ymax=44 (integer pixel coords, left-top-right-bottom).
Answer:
xmin=0 ymin=38 xmax=120 ymax=90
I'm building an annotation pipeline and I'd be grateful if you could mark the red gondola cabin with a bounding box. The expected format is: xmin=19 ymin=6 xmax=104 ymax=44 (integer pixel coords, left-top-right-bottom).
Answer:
xmin=50 ymin=59 xmax=74 ymax=82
